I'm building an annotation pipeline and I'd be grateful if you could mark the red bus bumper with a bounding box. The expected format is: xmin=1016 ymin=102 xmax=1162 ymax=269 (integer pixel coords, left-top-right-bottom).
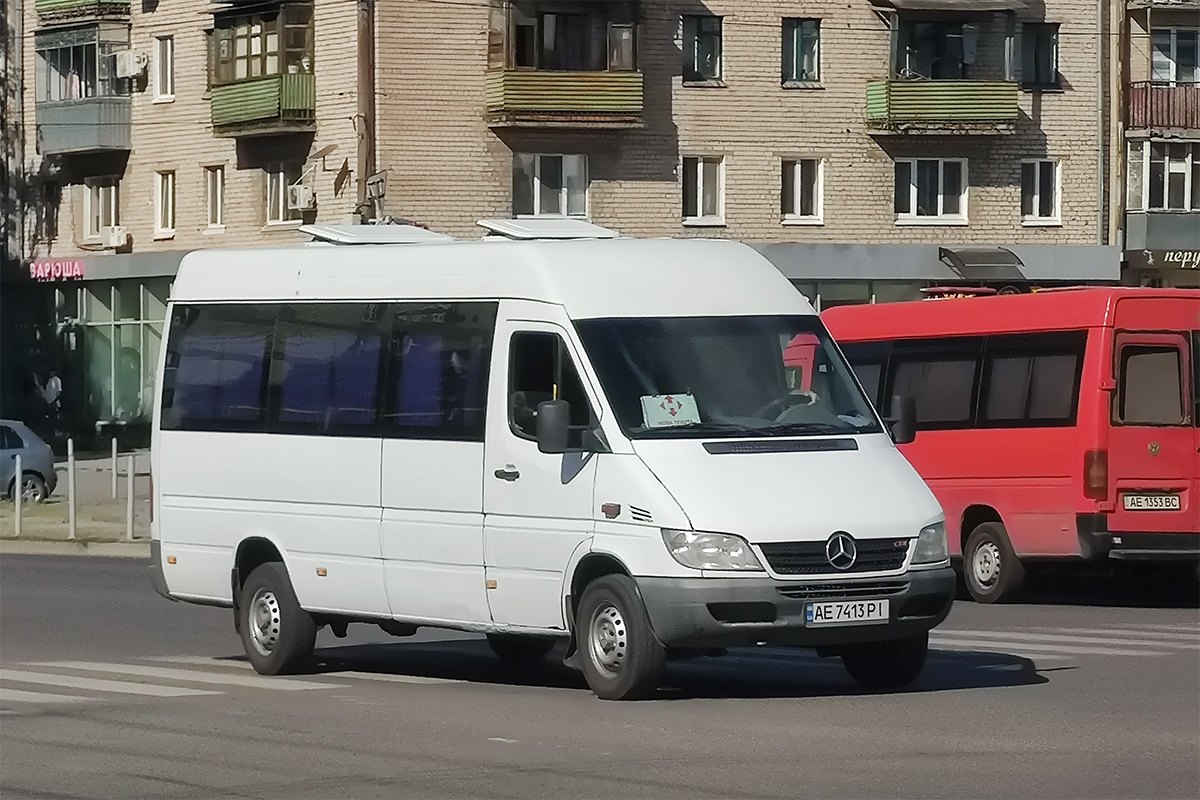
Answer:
xmin=1078 ymin=514 xmax=1200 ymax=562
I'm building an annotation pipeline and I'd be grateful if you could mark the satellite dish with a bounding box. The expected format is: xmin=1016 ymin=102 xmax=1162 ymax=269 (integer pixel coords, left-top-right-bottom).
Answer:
xmin=310 ymin=144 xmax=338 ymax=161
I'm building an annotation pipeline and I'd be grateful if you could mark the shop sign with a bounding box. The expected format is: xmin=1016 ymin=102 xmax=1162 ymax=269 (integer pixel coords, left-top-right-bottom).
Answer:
xmin=1161 ymin=250 xmax=1200 ymax=270
xmin=29 ymin=259 xmax=85 ymax=281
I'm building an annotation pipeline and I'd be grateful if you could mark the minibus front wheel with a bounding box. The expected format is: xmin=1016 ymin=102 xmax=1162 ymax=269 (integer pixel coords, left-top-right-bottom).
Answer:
xmin=576 ymin=574 xmax=666 ymax=700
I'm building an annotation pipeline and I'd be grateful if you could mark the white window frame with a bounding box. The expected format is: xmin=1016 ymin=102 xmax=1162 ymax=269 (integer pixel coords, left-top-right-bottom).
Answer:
xmin=155 ymin=171 xmax=176 ymax=238
xmin=894 ymin=158 xmax=968 ymax=225
xmin=513 ymin=154 xmax=589 ymax=218
xmin=154 ymin=36 xmax=175 ymax=101
xmin=205 ymin=165 xmax=225 ymax=230
xmin=1021 ymin=159 xmax=1061 ymax=226
xmin=83 ymin=177 xmax=119 ymax=240
xmin=1151 ymin=27 xmax=1199 ymax=86
xmin=782 ymin=18 xmax=821 ymax=84
xmin=264 ymin=161 xmax=302 ymax=226
xmin=781 ymin=157 xmax=824 ymax=225
xmin=1127 ymin=141 xmax=1200 ymax=212
xmin=682 ymin=155 xmax=725 ymax=226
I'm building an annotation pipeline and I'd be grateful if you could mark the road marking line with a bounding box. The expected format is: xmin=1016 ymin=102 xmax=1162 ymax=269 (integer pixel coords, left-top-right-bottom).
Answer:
xmin=1038 ymin=627 xmax=1199 ymax=642
xmin=148 ymin=656 xmax=253 ymax=669
xmin=928 ymin=644 xmax=1071 ymax=661
xmin=147 ymin=657 xmax=462 ymax=684
xmin=935 ymin=630 xmax=1199 ymax=649
xmin=0 ymin=670 xmax=218 ymax=697
xmin=29 ymin=662 xmax=346 ymax=691
xmin=1117 ymin=624 xmax=1200 ymax=633
xmin=0 ymin=688 xmax=95 ymax=705
xmin=928 ymin=638 xmax=1170 ymax=657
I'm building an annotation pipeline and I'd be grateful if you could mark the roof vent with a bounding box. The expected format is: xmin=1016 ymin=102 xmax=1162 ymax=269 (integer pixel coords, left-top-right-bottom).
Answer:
xmin=477 ymin=218 xmax=621 ymax=241
xmin=299 ymin=223 xmax=456 ymax=245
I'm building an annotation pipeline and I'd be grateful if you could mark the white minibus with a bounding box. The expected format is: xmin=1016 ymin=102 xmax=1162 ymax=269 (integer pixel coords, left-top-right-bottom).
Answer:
xmin=150 ymin=228 xmax=954 ymax=700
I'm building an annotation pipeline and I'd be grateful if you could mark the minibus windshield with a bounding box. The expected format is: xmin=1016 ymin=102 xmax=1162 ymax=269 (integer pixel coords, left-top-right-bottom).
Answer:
xmin=576 ymin=315 xmax=883 ymax=439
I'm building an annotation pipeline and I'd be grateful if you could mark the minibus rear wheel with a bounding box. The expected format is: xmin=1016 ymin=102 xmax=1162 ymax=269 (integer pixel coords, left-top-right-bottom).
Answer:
xmin=487 ymin=634 xmax=556 ymax=664
xmin=576 ymin=574 xmax=666 ymax=700
xmin=238 ymin=562 xmax=317 ymax=675
xmin=964 ymin=522 xmax=1025 ymax=604
xmin=841 ymin=632 xmax=928 ymax=690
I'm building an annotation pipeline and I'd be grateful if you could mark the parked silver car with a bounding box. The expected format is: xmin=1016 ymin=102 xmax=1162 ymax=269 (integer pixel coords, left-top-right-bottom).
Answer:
xmin=1 ymin=420 xmax=57 ymax=503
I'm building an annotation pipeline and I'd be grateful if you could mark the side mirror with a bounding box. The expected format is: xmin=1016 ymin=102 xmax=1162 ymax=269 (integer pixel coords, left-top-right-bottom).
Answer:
xmin=536 ymin=400 xmax=571 ymax=454
xmin=888 ymin=394 xmax=917 ymax=445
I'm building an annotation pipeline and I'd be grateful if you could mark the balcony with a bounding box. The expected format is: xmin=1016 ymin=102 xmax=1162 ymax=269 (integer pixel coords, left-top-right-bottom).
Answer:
xmin=1126 ymin=212 xmax=1200 ymax=250
xmin=35 ymin=0 xmax=129 ymax=21
xmin=866 ymin=80 xmax=1019 ymax=135
xmin=35 ymin=96 xmax=131 ymax=155
xmin=210 ymin=74 xmax=316 ymax=137
xmin=1128 ymin=82 xmax=1200 ymax=134
xmin=485 ymin=71 xmax=644 ymax=129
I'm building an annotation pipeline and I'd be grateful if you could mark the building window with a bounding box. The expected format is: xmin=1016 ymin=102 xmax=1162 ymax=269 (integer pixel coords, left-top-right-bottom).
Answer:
xmin=513 ymin=154 xmax=588 ymax=217
xmin=683 ymin=16 xmax=722 ymax=82
xmin=1021 ymin=160 xmax=1059 ymax=224
xmin=156 ymin=171 xmax=176 ymax=236
xmin=1151 ymin=28 xmax=1199 ymax=86
xmin=894 ymin=159 xmax=967 ymax=222
xmin=206 ymin=166 xmax=225 ymax=228
xmin=84 ymin=177 xmax=120 ymax=239
xmin=782 ymin=19 xmax=820 ymax=84
xmin=211 ymin=3 xmax=314 ymax=85
xmin=782 ymin=158 xmax=823 ymax=223
xmin=900 ymin=21 xmax=974 ymax=80
xmin=1128 ymin=141 xmax=1200 ymax=212
xmin=504 ymin=2 xmax=637 ymax=71
xmin=154 ymin=36 xmax=175 ymax=100
xmin=265 ymin=161 xmax=303 ymax=224
xmin=682 ymin=155 xmax=724 ymax=224
xmin=34 ymin=28 xmax=131 ymax=102
xmin=1021 ymin=23 xmax=1059 ymax=88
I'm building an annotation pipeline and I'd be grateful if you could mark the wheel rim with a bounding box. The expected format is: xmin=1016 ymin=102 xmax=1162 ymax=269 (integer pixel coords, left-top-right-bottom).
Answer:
xmin=587 ymin=602 xmax=628 ymax=679
xmin=972 ymin=542 xmax=1002 ymax=588
xmin=21 ymin=478 xmax=43 ymax=503
xmin=248 ymin=588 xmax=282 ymax=656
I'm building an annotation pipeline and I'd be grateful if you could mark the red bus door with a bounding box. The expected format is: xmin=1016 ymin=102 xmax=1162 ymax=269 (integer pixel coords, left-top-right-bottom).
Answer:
xmin=1107 ymin=331 xmax=1198 ymax=550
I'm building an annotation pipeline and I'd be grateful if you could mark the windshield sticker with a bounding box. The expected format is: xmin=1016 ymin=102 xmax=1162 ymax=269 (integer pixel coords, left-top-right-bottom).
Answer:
xmin=641 ymin=394 xmax=702 ymax=428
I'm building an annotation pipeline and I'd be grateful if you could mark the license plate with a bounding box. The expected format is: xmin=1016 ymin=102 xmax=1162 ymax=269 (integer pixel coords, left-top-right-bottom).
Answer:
xmin=805 ymin=599 xmax=890 ymax=626
xmin=1123 ymin=493 xmax=1182 ymax=511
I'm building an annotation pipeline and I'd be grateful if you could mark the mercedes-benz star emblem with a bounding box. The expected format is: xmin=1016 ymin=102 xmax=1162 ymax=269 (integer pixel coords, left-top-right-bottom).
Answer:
xmin=825 ymin=532 xmax=857 ymax=570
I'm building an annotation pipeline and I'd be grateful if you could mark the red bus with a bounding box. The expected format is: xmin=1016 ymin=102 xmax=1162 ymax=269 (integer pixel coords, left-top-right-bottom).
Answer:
xmin=821 ymin=288 xmax=1200 ymax=603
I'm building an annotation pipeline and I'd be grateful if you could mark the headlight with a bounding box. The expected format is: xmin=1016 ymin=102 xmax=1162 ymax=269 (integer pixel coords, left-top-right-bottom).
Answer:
xmin=662 ymin=529 xmax=764 ymax=571
xmin=912 ymin=521 xmax=948 ymax=564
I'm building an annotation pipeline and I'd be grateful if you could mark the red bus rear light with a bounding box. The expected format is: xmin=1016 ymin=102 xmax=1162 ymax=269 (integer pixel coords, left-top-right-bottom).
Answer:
xmin=1084 ymin=449 xmax=1108 ymax=501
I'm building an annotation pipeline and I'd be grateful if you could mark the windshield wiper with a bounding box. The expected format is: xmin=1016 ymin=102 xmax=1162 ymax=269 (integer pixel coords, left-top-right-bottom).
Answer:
xmin=631 ymin=422 xmax=760 ymax=438
xmin=758 ymin=422 xmax=859 ymax=436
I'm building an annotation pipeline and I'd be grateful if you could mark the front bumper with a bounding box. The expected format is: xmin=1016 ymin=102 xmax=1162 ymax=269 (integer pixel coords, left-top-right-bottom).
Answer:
xmin=1078 ymin=514 xmax=1200 ymax=562
xmin=636 ymin=567 xmax=955 ymax=650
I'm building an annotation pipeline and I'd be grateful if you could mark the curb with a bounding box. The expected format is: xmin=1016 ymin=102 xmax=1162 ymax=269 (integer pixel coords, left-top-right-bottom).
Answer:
xmin=0 ymin=539 xmax=150 ymax=558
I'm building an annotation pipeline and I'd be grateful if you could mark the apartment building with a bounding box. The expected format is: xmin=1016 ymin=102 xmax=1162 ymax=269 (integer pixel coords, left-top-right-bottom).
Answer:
xmin=6 ymin=0 xmax=1176 ymax=445
xmin=1121 ymin=0 xmax=1200 ymax=286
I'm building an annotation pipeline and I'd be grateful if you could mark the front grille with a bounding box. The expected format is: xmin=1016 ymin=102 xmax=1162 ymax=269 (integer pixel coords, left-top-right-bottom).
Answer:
xmin=776 ymin=579 xmax=910 ymax=601
xmin=759 ymin=538 xmax=909 ymax=575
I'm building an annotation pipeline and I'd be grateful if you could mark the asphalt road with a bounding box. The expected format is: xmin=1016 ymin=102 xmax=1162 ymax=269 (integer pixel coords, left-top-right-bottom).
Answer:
xmin=1 ymin=555 xmax=1197 ymax=800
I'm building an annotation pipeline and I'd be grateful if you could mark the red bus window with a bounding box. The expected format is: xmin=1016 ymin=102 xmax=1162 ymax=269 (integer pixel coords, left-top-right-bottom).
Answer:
xmin=1116 ymin=346 xmax=1184 ymax=425
xmin=893 ymin=359 xmax=976 ymax=424
xmin=985 ymin=354 xmax=1077 ymax=422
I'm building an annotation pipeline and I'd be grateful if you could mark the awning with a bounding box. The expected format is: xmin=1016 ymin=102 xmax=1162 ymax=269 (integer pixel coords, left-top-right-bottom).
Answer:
xmin=938 ymin=246 xmax=1025 ymax=280
xmin=869 ymin=0 xmax=1028 ymax=11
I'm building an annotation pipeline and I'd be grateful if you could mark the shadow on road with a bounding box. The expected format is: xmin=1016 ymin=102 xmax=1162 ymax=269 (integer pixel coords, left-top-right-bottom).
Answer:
xmin=239 ymin=638 xmax=1048 ymax=700
xmin=1007 ymin=565 xmax=1200 ymax=610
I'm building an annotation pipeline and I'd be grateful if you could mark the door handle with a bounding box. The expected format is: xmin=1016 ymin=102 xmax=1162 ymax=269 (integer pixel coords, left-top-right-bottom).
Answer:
xmin=494 ymin=467 xmax=520 ymax=482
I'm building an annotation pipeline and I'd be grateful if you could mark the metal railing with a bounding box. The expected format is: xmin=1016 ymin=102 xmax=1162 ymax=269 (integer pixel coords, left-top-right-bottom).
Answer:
xmin=1128 ymin=81 xmax=1200 ymax=130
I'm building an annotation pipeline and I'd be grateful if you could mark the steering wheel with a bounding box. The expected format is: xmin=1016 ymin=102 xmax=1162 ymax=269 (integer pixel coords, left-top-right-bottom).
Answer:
xmin=753 ymin=392 xmax=818 ymax=421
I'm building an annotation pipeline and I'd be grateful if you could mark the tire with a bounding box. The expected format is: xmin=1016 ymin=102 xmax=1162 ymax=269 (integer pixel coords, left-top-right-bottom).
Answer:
xmin=238 ymin=562 xmax=317 ymax=675
xmin=575 ymin=574 xmax=666 ymax=700
xmin=8 ymin=473 xmax=48 ymax=504
xmin=963 ymin=521 xmax=1025 ymax=604
xmin=841 ymin=633 xmax=929 ymax=690
xmin=487 ymin=633 xmax=556 ymax=664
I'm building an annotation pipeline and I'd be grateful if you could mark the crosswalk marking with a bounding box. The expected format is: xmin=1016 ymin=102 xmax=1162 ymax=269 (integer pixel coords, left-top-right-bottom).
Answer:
xmin=929 ymin=644 xmax=1071 ymax=662
xmin=929 ymin=637 xmax=1171 ymax=658
xmin=0 ymin=688 xmax=94 ymax=705
xmin=935 ymin=630 xmax=1199 ymax=649
xmin=149 ymin=656 xmax=463 ymax=684
xmin=1043 ymin=627 xmax=1199 ymax=642
xmin=1117 ymin=624 xmax=1199 ymax=633
xmin=0 ymin=669 xmax=219 ymax=698
xmin=31 ymin=662 xmax=347 ymax=691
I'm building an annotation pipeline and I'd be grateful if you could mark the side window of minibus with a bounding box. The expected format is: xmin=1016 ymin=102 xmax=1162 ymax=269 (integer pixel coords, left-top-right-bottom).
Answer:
xmin=886 ymin=338 xmax=983 ymax=428
xmin=509 ymin=332 xmax=591 ymax=447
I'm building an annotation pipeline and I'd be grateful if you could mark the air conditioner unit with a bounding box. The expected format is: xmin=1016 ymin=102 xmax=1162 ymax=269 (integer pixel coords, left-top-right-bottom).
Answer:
xmin=99 ymin=226 xmax=128 ymax=249
xmin=287 ymin=184 xmax=315 ymax=211
xmin=114 ymin=50 xmax=149 ymax=79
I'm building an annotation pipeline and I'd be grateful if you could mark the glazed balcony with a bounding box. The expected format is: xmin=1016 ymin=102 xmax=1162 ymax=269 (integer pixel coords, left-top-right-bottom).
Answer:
xmin=210 ymin=74 xmax=316 ymax=138
xmin=485 ymin=70 xmax=644 ymax=129
xmin=866 ymin=80 xmax=1019 ymax=135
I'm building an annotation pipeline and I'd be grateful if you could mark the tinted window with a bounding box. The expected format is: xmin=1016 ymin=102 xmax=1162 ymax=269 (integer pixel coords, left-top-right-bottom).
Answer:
xmin=161 ymin=304 xmax=276 ymax=431
xmin=981 ymin=331 xmax=1085 ymax=426
xmin=1117 ymin=346 xmax=1184 ymax=425
xmin=509 ymin=331 xmax=592 ymax=447
xmin=888 ymin=338 xmax=982 ymax=428
xmin=381 ymin=303 xmax=496 ymax=441
xmin=272 ymin=304 xmax=388 ymax=434
xmin=0 ymin=426 xmax=24 ymax=450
